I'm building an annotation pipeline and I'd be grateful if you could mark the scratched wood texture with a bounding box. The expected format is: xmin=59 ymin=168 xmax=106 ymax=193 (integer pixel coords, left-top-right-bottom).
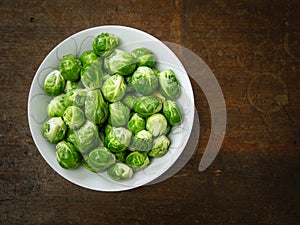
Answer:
xmin=1 ymin=0 xmax=299 ymax=224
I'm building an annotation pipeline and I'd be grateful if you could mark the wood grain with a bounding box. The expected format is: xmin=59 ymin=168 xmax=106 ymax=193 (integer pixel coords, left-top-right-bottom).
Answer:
xmin=1 ymin=0 xmax=299 ymax=224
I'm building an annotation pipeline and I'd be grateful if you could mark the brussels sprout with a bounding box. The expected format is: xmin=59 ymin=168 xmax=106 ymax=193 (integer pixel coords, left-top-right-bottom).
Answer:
xmin=80 ymin=58 xmax=104 ymax=90
xmin=131 ymin=130 xmax=153 ymax=152
xmin=148 ymin=135 xmax=171 ymax=158
xmin=158 ymin=69 xmax=180 ymax=99
xmin=79 ymin=50 xmax=99 ymax=66
xmin=65 ymin=128 xmax=78 ymax=149
xmin=105 ymin=127 xmax=132 ymax=153
xmin=82 ymin=147 xmax=116 ymax=172
xmin=104 ymin=49 xmax=136 ymax=75
xmin=85 ymin=89 xmax=109 ymax=126
xmin=58 ymin=54 xmax=82 ymax=81
xmin=108 ymin=101 xmax=130 ymax=127
xmin=125 ymin=151 xmax=150 ymax=171
xmin=47 ymin=94 xmax=66 ymax=118
xmin=102 ymin=74 xmax=126 ymax=102
xmin=92 ymin=32 xmax=119 ymax=57
xmin=64 ymin=88 xmax=88 ymax=107
xmin=75 ymin=121 xmax=99 ymax=153
xmin=124 ymin=75 xmax=134 ymax=92
xmin=132 ymin=96 xmax=162 ymax=117
xmin=41 ymin=117 xmax=67 ymax=144
xmin=107 ymin=162 xmax=133 ymax=181
xmin=43 ymin=70 xmax=65 ymax=96
xmin=146 ymin=113 xmax=168 ymax=137
xmin=131 ymin=48 xmax=155 ymax=67
xmin=63 ymin=106 xmax=85 ymax=130
xmin=127 ymin=113 xmax=145 ymax=135
xmin=132 ymin=66 xmax=158 ymax=95
xmin=64 ymin=80 xmax=79 ymax=93
xmin=122 ymin=94 xmax=137 ymax=109
xmin=56 ymin=140 xmax=81 ymax=169
xmin=163 ymin=100 xmax=183 ymax=125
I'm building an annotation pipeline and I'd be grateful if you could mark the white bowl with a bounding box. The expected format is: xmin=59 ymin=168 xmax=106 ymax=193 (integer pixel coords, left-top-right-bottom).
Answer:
xmin=28 ymin=25 xmax=195 ymax=191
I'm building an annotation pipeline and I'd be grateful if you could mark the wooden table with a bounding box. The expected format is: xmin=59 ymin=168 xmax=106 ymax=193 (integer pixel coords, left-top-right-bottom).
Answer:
xmin=1 ymin=1 xmax=299 ymax=224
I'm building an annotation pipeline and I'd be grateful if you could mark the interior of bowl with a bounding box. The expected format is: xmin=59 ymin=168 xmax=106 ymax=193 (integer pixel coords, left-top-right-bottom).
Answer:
xmin=28 ymin=25 xmax=195 ymax=191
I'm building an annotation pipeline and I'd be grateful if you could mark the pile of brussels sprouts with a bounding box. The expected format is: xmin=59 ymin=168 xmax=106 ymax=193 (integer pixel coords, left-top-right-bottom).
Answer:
xmin=41 ymin=32 xmax=183 ymax=181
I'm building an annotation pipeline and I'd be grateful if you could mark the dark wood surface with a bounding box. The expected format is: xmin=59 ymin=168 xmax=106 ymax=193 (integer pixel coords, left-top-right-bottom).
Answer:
xmin=1 ymin=1 xmax=299 ymax=224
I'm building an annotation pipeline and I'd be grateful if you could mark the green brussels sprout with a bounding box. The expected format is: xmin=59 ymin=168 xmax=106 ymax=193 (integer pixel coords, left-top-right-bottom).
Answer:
xmin=146 ymin=113 xmax=168 ymax=137
xmin=131 ymin=48 xmax=155 ymax=67
xmin=104 ymin=124 xmax=113 ymax=136
xmin=75 ymin=121 xmax=99 ymax=153
xmin=43 ymin=70 xmax=65 ymax=96
xmin=64 ymin=80 xmax=79 ymax=93
xmin=79 ymin=50 xmax=99 ymax=66
xmin=104 ymin=49 xmax=136 ymax=75
xmin=122 ymin=94 xmax=137 ymax=109
xmin=41 ymin=117 xmax=67 ymax=144
xmin=101 ymin=74 xmax=126 ymax=102
xmin=114 ymin=150 xmax=129 ymax=163
xmin=124 ymin=75 xmax=134 ymax=92
xmin=163 ymin=100 xmax=183 ymax=125
xmin=105 ymin=127 xmax=132 ymax=153
xmin=148 ymin=135 xmax=171 ymax=158
xmin=132 ymin=96 xmax=162 ymax=117
xmin=47 ymin=94 xmax=66 ymax=118
xmin=80 ymin=58 xmax=104 ymax=90
xmin=63 ymin=106 xmax=85 ymax=130
xmin=158 ymin=69 xmax=180 ymax=99
xmin=85 ymin=89 xmax=109 ymax=126
xmin=125 ymin=151 xmax=150 ymax=171
xmin=108 ymin=101 xmax=130 ymax=127
xmin=64 ymin=88 xmax=88 ymax=107
xmin=56 ymin=140 xmax=81 ymax=169
xmin=131 ymin=130 xmax=153 ymax=152
xmin=92 ymin=32 xmax=119 ymax=57
xmin=127 ymin=113 xmax=145 ymax=135
xmin=132 ymin=66 xmax=158 ymax=95
xmin=65 ymin=128 xmax=78 ymax=150
xmin=82 ymin=147 xmax=116 ymax=172
xmin=58 ymin=54 xmax=82 ymax=81
xmin=107 ymin=162 xmax=133 ymax=181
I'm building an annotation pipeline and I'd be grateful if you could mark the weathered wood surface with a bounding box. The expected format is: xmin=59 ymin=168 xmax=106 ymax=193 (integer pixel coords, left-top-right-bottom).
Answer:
xmin=1 ymin=0 xmax=299 ymax=224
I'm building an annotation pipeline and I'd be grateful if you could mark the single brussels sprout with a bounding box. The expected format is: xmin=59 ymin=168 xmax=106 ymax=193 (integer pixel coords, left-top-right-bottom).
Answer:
xmin=127 ymin=113 xmax=145 ymax=135
xmin=64 ymin=80 xmax=79 ymax=93
xmin=132 ymin=66 xmax=158 ymax=95
xmin=104 ymin=49 xmax=136 ymax=76
xmin=132 ymin=96 xmax=162 ymax=117
xmin=82 ymin=147 xmax=116 ymax=172
xmin=79 ymin=50 xmax=99 ymax=66
xmin=92 ymin=32 xmax=119 ymax=57
xmin=80 ymin=58 xmax=104 ymax=90
xmin=101 ymin=74 xmax=126 ymax=102
xmin=125 ymin=151 xmax=150 ymax=171
xmin=107 ymin=162 xmax=133 ymax=181
xmin=64 ymin=88 xmax=88 ymax=107
xmin=163 ymin=100 xmax=183 ymax=125
xmin=108 ymin=101 xmax=130 ymax=127
xmin=131 ymin=48 xmax=155 ymax=67
xmin=63 ymin=106 xmax=85 ymax=130
xmin=114 ymin=150 xmax=129 ymax=163
xmin=104 ymin=124 xmax=113 ymax=136
xmin=146 ymin=113 xmax=168 ymax=137
xmin=65 ymin=128 xmax=78 ymax=149
xmin=56 ymin=140 xmax=81 ymax=169
xmin=105 ymin=127 xmax=132 ymax=153
xmin=131 ymin=130 xmax=153 ymax=152
xmin=47 ymin=94 xmax=66 ymax=118
xmin=43 ymin=70 xmax=65 ymax=96
xmin=158 ymin=69 xmax=180 ymax=99
xmin=75 ymin=121 xmax=99 ymax=153
xmin=124 ymin=75 xmax=134 ymax=92
xmin=58 ymin=54 xmax=82 ymax=81
xmin=41 ymin=117 xmax=67 ymax=144
xmin=148 ymin=135 xmax=171 ymax=158
xmin=85 ymin=89 xmax=109 ymax=126
xmin=122 ymin=94 xmax=137 ymax=109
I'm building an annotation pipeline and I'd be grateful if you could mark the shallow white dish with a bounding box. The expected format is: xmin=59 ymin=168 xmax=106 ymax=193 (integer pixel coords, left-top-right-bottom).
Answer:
xmin=28 ymin=25 xmax=195 ymax=191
